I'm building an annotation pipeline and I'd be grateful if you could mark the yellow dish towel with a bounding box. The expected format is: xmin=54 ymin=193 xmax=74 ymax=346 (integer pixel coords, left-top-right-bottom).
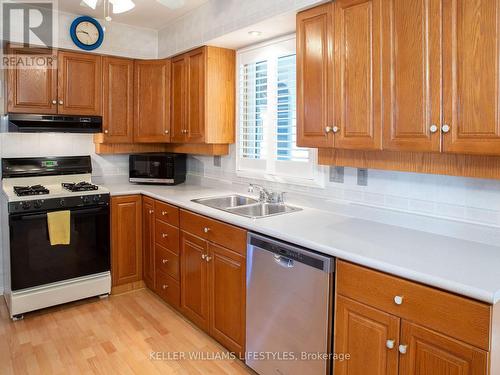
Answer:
xmin=47 ymin=211 xmax=71 ymax=245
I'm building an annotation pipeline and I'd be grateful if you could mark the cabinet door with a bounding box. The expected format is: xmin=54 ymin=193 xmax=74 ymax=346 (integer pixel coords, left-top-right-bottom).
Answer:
xmin=399 ymin=321 xmax=488 ymax=375
xmin=134 ymin=59 xmax=171 ymax=142
xmin=334 ymin=0 xmax=382 ymax=150
xmin=335 ymin=296 xmax=400 ymax=375
xmin=208 ymin=243 xmax=245 ymax=354
xmin=186 ymin=48 xmax=206 ymax=143
xmin=111 ymin=195 xmax=142 ymax=286
xmin=102 ymin=56 xmax=134 ymax=143
xmin=382 ymin=0 xmax=442 ymax=152
xmin=180 ymin=231 xmax=209 ymax=332
xmin=58 ymin=51 xmax=102 ymax=115
xmin=443 ymin=0 xmax=500 ymax=155
xmin=170 ymin=55 xmax=187 ymax=143
xmin=296 ymin=3 xmax=334 ymax=148
xmin=7 ymin=46 xmax=57 ymax=114
xmin=142 ymin=196 xmax=155 ymax=290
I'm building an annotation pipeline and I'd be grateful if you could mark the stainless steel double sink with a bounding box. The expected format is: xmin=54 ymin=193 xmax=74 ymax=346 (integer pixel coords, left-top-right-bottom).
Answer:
xmin=191 ymin=194 xmax=302 ymax=219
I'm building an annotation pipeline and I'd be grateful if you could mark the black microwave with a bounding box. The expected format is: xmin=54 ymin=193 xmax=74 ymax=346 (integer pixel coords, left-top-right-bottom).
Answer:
xmin=129 ymin=153 xmax=186 ymax=185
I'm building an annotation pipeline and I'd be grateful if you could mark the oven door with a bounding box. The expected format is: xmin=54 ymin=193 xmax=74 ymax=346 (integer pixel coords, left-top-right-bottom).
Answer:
xmin=129 ymin=155 xmax=174 ymax=184
xmin=9 ymin=205 xmax=110 ymax=291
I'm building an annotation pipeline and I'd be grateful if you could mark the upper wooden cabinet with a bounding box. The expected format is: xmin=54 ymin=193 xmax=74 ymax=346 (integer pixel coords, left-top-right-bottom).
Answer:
xmin=7 ymin=46 xmax=57 ymax=114
xmin=133 ymin=59 xmax=171 ymax=143
xmin=101 ymin=56 xmax=134 ymax=143
xmin=170 ymin=46 xmax=235 ymax=144
xmin=333 ymin=0 xmax=382 ymax=150
xmin=6 ymin=47 xmax=101 ymax=116
xmin=111 ymin=195 xmax=142 ymax=287
xmin=297 ymin=0 xmax=382 ymax=150
xmin=382 ymin=0 xmax=442 ymax=152
xmin=57 ymin=51 xmax=102 ymax=115
xmin=442 ymin=0 xmax=500 ymax=155
xmin=297 ymin=3 xmax=333 ymax=148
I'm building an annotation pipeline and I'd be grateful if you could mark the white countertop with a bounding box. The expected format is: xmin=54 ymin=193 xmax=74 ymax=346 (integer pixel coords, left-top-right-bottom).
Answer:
xmin=105 ymin=182 xmax=500 ymax=305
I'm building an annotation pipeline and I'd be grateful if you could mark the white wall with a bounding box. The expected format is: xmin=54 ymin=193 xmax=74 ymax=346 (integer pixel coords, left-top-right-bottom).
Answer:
xmin=157 ymin=0 xmax=320 ymax=57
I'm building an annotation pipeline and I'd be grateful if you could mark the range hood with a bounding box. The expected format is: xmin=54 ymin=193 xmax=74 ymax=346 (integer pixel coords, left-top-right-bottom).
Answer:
xmin=7 ymin=114 xmax=102 ymax=133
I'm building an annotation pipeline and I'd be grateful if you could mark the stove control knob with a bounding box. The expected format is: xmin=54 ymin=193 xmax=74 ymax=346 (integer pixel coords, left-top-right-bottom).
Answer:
xmin=93 ymin=195 xmax=101 ymax=203
xmin=59 ymin=198 xmax=65 ymax=207
xmin=21 ymin=201 xmax=31 ymax=210
xmin=33 ymin=200 xmax=42 ymax=209
xmin=82 ymin=196 xmax=90 ymax=204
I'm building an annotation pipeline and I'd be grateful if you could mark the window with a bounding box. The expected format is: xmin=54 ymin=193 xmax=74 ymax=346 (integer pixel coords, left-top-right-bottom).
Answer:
xmin=237 ymin=35 xmax=318 ymax=183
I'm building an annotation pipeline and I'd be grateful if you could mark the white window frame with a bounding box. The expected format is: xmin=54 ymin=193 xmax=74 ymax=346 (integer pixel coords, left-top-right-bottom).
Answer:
xmin=235 ymin=34 xmax=325 ymax=187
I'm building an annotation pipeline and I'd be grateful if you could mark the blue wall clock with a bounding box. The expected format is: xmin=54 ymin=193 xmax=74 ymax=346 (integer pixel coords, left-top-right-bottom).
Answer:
xmin=70 ymin=16 xmax=104 ymax=51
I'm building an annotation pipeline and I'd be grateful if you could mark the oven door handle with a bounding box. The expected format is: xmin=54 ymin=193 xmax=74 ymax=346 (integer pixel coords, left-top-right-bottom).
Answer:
xmin=17 ymin=207 xmax=107 ymax=220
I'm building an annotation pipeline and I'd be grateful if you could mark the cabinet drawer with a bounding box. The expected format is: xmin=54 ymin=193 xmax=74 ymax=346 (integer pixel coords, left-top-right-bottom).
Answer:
xmin=155 ymin=243 xmax=179 ymax=280
xmin=180 ymin=210 xmax=246 ymax=255
xmin=155 ymin=219 xmax=179 ymax=253
xmin=154 ymin=200 xmax=179 ymax=227
xmin=337 ymin=261 xmax=491 ymax=350
xmin=156 ymin=271 xmax=180 ymax=309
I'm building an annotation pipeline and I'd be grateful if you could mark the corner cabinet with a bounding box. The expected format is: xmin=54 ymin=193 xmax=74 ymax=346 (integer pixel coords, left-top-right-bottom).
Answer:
xmin=335 ymin=261 xmax=490 ymax=375
xmin=133 ymin=59 xmax=171 ymax=143
xmin=111 ymin=195 xmax=142 ymax=287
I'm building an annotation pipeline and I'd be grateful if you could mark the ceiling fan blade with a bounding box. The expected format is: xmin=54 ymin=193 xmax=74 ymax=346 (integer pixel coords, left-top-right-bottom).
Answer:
xmin=156 ymin=0 xmax=186 ymax=10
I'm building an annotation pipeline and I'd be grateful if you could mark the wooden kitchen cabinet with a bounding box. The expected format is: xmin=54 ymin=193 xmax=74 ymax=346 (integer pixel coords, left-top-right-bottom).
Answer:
xmin=6 ymin=46 xmax=58 ymax=114
xmin=209 ymin=243 xmax=246 ymax=354
xmin=399 ymin=321 xmax=488 ymax=375
xmin=111 ymin=195 xmax=142 ymax=286
xmin=336 ymin=260 xmax=493 ymax=375
xmin=170 ymin=46 xmax=235 ymax=144
xmin=57 ymin=50 xmax=102 ymax=115
xmin=142 ymin=196 xmax=155 ymax=289
xmin=335 ymin=296 xmax=400 ymax=375
xmin=101 ymin=56 xmax=134 ymax=143
xmin=296 ymin=3 xmax=333 ymax=148
xmin=133 ymin=59 xmax=171 ymax=143
xmin=180 ymin=231 xmax=210 ymax=332
xmin=382 ymin=0 xmax=442 ymax=152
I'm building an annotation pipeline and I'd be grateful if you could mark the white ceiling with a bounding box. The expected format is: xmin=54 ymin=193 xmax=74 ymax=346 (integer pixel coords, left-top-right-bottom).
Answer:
xmin=58 ymin=0 xmax=208 ymax=30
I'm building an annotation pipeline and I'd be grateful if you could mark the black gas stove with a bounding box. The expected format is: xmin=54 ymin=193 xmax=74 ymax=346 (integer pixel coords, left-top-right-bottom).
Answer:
xmin=62 ymin=181 xmax=98 ymax=192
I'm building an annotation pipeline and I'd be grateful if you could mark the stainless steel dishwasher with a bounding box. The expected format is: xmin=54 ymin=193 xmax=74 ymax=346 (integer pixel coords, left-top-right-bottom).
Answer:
xmin=246 ymin=232 xmax=335 ymax=375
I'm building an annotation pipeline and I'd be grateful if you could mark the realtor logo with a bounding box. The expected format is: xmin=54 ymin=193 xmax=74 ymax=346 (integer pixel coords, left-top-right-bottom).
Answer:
xmin=1 ymin=1 xmax=57 ymax=47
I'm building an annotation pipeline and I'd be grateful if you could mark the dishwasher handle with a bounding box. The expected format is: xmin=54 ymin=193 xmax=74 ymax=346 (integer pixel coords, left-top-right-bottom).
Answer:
xmin=248 ymin=232 xmax=335 ymax=273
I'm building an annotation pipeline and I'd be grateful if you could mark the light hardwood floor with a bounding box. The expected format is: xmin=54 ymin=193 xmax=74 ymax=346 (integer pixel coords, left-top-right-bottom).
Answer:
xmin=0 ymin=289 xmax=253 ymax=374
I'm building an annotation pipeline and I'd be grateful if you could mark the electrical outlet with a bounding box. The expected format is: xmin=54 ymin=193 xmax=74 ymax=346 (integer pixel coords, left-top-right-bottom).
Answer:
xmin=213 ymin=155 xmax=221 ymax=167
xmin=329 ymin=166 xmax=344 ymax=183
xmin=357 ymin=168 xmax=368 ymax=186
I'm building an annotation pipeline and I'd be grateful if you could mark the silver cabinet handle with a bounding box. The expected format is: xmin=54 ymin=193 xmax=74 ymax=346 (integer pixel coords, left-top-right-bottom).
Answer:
xmin=325 ymin=126 xmax=332 ymax=133
xmin=162 ymin=284 xmax=168 ymax=290
xmin=332 ymin=126 xmax=339 ymax=133
xmin=104 ymin=130 xmax=109 ymax=134
xmin=164 ymin=129 xmax=169 ymax=134
xmin=429 ymin=124 xmax=438 ymax=133
xmin=394 ymin=295 xmax=404 ymax=305
xmin=161 ymin=211 xmax=168 ymax=216
xmin=58 ymin=100 xmax=63 ymax=105
xmin=386 ymin=340 xmax=395 ymax=349
xmin=203 ymin=227 xmax=210 ymax=233
xmin=441 ymin=124 xmax=450 ymax=133
xmin=162 ymin=233 xmax=168 ymax=238
xmin=52 ymin=100 xmax=57 ymax=104
xmin=162 ymin=259 xmax=168 ymax=264
xmin=398 ymin=344 xmax=407 ymax=354
xmin=149 ymin=209 xmax=154 ymax=214
xmin=205 ymin=256 xmax=212 ymax=262
xmin=201 ymin=254 xmax=206 ymax=260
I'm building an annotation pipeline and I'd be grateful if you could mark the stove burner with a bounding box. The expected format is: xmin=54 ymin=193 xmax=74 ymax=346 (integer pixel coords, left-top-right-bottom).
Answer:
xmin=13 ymin=185 xmax=50 ymax=196
xmin=62 ymin=182 xmax=98 ymax=192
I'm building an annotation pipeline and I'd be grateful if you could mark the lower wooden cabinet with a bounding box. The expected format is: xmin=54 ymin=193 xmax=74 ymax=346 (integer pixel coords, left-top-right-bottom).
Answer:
xmin=111 ymin=195 xmax=142 ymax=286
xmin=335 ymin=296 xmax=399 ymax=375
xmin=142 ymin=196 xmax=155 ymax=289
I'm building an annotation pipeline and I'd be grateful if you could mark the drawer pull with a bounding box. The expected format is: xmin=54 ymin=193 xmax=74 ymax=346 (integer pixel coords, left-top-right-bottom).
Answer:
xmin=386 ymin=340 xmax=395 ymax=350
xmin=162 ymin=284 xmax=168 ymax=290
xmin=162 ymin=233 xmax=168 ymax=238
xmin=162 ymin=211 xmax=168 ymax=216
xmin=394 ymin=295 xmax=404 ymax=305
xmin=205 ymin=256 xmax=212 ymax=262
xmin=162 ymin=259 xmax=168 ymax=264
xmin=149 ymin=209 xmax=154 ymax=214
xmin=398 ymin=344 xmax=407 ymax=354
xmin=201 ymin=254 xmax=206 ymax=260
xmin=203 ymin=227 xmax=210 ymax=233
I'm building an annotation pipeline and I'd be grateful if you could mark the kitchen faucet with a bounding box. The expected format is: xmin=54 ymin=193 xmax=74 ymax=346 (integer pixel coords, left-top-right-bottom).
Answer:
xmin=248 ymin=184 xmax=285 ymax=204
